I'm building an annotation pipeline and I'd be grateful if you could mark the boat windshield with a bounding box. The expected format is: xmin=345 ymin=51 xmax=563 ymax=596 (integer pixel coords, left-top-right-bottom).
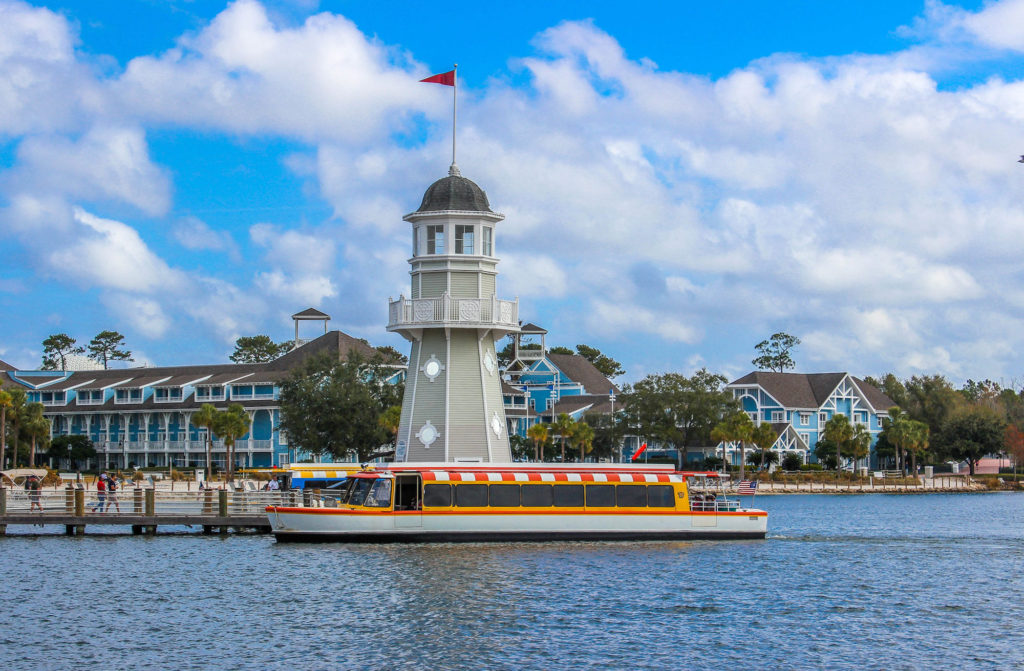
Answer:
xmin=341 ymin=477 xmax=392 ymax=508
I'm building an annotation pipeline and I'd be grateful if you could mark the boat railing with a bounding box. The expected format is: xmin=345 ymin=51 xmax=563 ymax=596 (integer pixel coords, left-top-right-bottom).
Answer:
xmin=689 ymin=495 xmax=741 ymax=512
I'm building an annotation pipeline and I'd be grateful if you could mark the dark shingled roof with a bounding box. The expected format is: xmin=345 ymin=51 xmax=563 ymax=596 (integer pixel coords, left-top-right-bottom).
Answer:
xmin=292 ymin=307 xmax=330 ymax=319
xmin=519 ymin=322 xmax=547 ymax=334
xmin=269 ymin=330 xmax=377 ymax=370
xmin=547 ymin=353 xmax=620 ymax=395
xmin=415 ymin=174 xmax=493 ymax=213
xmin=729 ymin=371 xmax=894 ymax=411
xmin=0 ymin=359 xmax=13 ymax=371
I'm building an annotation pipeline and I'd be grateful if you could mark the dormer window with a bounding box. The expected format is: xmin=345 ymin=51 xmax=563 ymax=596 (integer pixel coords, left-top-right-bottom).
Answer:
xmin=41 ymin=391 xmax=66 ymax=406
xmin=455 ymin=225 xmax=474 ymax=254
xmin=154 ymin=387 xmax=183 ymax=403
xmin=195 ymin=385 xmax=225 ymax=401
xmin=427 ymin=225 xmax=445 ymax=254
xmin=115 ymin=388 xmax=143 ymax=404
xmin=77 ymin=390 xmax=104 ymax=405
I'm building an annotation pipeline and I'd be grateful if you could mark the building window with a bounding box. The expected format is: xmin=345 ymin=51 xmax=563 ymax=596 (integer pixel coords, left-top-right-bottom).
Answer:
xmin=77 ymin=390 xmax=104 ymax=405
xmin=412 ymin=226 xmax=419 ymax=257
xmin=771 ymin=411 xmax=784 ymax=422
xmin=115 ymin=389 xmax=143 ymax=404
xmin=427 ymin=225 xmax=445 ymax=254
xmin=482 ymin=227 xmax=493 ymax=256
xmin=154 ymin=387 xmax=182 ymax=403
xmin=819 ymin=412 xmax=828 ymax=424
xmin=195 ymin=386 xmax=225 ymax=401
xmin=799 ymin=432 xmax=810 ymax=445
xmin=855 ymin=411 xmax=868 ymax=424
xmin=455 ymin=225 xmax=474 ymax=254
xmin=41 ymin=391 xmax=66 ymax=406
xmin=800 ymin=413 xmax=810 ymax=425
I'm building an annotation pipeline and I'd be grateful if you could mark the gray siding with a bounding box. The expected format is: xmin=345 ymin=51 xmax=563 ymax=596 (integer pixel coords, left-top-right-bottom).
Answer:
xmin=450 ymin=272 xmax=478 ymax=298
xmin=480 ymin=273 xmax=495 ymax=299
xmin=404 ymin=331 xmax=448 ymax=462
xmin=419 ymin=273 xmax=447 ymax=299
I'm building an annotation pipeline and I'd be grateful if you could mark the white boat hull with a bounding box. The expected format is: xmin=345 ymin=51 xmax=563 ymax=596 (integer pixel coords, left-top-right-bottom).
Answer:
xmin=266 ymin=507 xmax=768 ymax=542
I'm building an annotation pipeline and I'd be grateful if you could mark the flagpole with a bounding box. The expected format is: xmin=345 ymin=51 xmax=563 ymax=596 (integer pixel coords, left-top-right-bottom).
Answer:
xmin=452 ymin=63 xmax=458 ymax=171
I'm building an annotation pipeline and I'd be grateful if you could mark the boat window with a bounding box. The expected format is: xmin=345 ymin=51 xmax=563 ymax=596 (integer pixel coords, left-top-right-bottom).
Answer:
xmin=364 ymin=479 xmax=392 ymax=508
xmin=345 ymin=478 xmax=374 ymax=506
xmin=553 ymin=484 xmax=584 ymax=507
xmin=455 ymin=484 xmax=488 ymax=507
xmin=648 ymin=485 xmax=676 ymax=508
xmin=616 ymin=485 xmax=647 ymax=507
xmin=423 ymin=484 xmax=451 ymax=507
xmin=489 ymin=484 xmax=521 ymax=507
xmin=521 ymin=484 xmax=553 ymax=507
xmin=585 ymin=484 xmax=616 ymax=507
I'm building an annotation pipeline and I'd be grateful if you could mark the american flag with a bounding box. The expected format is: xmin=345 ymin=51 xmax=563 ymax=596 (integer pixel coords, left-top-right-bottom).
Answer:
xmin=737 ymin=480 xmax=758 ymax=495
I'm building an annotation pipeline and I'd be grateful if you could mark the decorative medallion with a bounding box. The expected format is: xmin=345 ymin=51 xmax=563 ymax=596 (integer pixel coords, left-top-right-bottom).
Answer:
xmin=483 ymin=350 xmax=496 ymax=375
xmin=459 ymin=299 xmax=481 ymax=321
xmin=500 ymin=302 xmax=514 ymax=323
xmin=414 ymin=300 xmax=434 ymax=321
xmin=491 ymin=411 xmax=504 ymax=437
xmin=416 ymin=421 xmax=440 ymax=448
xmin=420 ymin=354 xmax=445 ymax=382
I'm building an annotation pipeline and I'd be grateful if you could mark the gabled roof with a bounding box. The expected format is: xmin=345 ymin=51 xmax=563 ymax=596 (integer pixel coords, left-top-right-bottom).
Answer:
xmin=851 ymin=377 xmax=895 ymax=413
xmin=292 ymin=307 xmax=330 ymax=319
xmin=729 ymin=371 xmax=893 ymax=411
xmin=269 ymin=330 xmax=377 ymax=369
xmin=547 ymin=353 xmax=619 ymax=395
xmin=0 ymin=359 xmax=13 ymax=371
xmin=519 ymin=322 xmax=547 ymax=334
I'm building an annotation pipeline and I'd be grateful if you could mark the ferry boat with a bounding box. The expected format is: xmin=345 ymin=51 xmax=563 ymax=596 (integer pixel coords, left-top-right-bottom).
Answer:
xmin=266 ymin=463 xmax=767 ymax=542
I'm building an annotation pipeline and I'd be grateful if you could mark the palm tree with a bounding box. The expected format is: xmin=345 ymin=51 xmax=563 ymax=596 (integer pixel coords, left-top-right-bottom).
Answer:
xmin=526 ymin=422 xmax=549 ymax=461
xmin=23 ymin=403 xmax=49 ymax=467
xmin=213 ymin=404 xmax=251 ymax=484
xmin=905 ymin=420 xmax=930 ymax=477
xmin=881 ymin=407 xmax=913 ymax=475
xmin=6 ymin=389 xmax=27 ymax=469
xmin=0 ymin=390 xmax=11 ymax=471
xmin=751 ymin=422 xmax=777 ymax=473
xmin=845 ymin=423 xmax=872 ymax=473
xmin=822 ymin=414 xmax=854 ymax=475
xmin=573 ymin=422 xmax=595 ymax=463
xmin=711 ymin=410 xmax=754 ymax=479
xmin=191 ymin=404 xmax=219 ymax=476
xmin=552 ymin=413 xmax=577 ymax=463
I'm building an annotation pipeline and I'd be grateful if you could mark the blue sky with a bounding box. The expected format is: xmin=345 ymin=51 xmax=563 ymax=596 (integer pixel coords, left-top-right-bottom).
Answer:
xmin=2 ymin=0 xmax=1024 ymax=386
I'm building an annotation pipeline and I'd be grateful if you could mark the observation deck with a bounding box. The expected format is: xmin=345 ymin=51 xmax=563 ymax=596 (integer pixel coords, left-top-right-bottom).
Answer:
xmin=387 ymin=295 xmax=519 ymax=336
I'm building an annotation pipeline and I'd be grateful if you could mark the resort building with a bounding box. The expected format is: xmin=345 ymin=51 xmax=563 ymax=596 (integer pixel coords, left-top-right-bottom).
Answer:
xmin=0 ymin=322 xmax=402 ymax=471
xmin=501 ymin=323 xmax=639 ymax=455
xmin=723 ymin=372 xmax=895 ymax=469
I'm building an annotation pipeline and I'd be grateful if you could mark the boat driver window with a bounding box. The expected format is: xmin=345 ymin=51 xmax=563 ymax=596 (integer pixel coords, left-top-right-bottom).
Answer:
xmin=365 ymin=479 xmax=392 ymax=508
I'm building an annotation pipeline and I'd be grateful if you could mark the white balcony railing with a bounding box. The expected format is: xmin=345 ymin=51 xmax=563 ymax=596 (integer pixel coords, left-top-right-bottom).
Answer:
xmin=388 ymin=295 xmax=518 ymax=330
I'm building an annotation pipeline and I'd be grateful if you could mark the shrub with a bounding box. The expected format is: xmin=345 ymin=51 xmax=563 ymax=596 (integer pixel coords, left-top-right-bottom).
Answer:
xmin=800 ymin=464 xmax=824 ymax=471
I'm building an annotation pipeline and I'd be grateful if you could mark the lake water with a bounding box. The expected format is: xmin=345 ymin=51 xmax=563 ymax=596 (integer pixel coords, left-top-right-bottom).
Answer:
xmin=2 ymin=493 xmax=1023 ymax=670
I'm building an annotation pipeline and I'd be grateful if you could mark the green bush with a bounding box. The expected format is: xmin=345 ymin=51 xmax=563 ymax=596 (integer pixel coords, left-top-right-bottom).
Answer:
xmin=800 ymin=464 xmax=823 ymax=471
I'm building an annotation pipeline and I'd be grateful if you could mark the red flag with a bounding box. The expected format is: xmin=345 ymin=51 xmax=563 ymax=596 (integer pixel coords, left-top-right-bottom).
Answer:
xmin=631 ymin=442 xmax=648 ymax=462
xmin=420 ymin=70 xmax=455 ymax=86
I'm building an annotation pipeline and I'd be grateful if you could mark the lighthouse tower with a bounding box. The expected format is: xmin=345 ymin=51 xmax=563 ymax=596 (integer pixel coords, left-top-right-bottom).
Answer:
xmin=388 ymin=166 xmax=519 ymax=462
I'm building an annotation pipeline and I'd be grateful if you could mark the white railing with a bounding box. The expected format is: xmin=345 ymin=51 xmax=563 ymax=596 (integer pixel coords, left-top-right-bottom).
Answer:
xmin=388 ymin=295 xmax=518 ymax=329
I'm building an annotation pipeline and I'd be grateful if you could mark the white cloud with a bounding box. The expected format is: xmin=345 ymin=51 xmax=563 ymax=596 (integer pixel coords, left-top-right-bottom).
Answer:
xmin=111 ymin=0 xmax=431 ymax=143
xmin=172 ymin=216 xmax=239 ymax=258
xmin=50 ymin=208 xmax=183 ymax=292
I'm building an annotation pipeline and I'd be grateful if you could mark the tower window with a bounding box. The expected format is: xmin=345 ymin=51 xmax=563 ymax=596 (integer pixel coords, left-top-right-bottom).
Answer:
xmin=482 ymin=227 xmax=492 ymax=255
xmin=455 ymin=225 xmax=474 ymax=254
xmin=427 ymin=225 xmax=445 ymax=254
xmin=412 ymin=227 xmax=419 ymax=257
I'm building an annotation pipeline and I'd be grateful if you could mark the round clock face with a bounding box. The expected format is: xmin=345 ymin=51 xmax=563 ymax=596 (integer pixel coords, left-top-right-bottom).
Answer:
xmin=423 ymin=359 xmax=441 ymax=379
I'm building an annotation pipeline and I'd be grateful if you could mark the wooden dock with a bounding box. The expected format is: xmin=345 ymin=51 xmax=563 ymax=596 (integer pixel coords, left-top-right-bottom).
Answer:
xmin=0 ymin=486 xmax=285 ymax=535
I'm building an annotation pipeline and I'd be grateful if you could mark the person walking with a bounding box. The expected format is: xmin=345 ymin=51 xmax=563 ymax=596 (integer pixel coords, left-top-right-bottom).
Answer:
xmin=105 ymin=474 xmax=121 ymax=513
xmin=26 ymin=475 xmax=43 ymax=512
xmin=91 ymin=474 xmax=107 ymax=513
